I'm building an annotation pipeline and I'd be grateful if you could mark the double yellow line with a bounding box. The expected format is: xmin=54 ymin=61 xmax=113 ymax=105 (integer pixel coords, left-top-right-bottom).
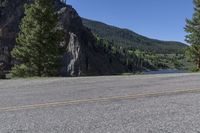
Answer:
xmin=1 ymin=88 xmax=200 ymax=112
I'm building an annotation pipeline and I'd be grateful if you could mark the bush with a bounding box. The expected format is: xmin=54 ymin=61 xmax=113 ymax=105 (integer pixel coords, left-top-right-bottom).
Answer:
xmin=11 ymin=64 xmax=31 ymax=77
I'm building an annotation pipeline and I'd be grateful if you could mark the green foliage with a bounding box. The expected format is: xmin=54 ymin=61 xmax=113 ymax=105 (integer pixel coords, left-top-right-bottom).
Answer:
xmin=11 ymin=0 xmax=64 ymax=77
xmin=95 ymin=36 xmax=191 ymax=72
xmin=95 ymin=37 xmax=185 ymax=72
xmin=185 ymin=0 xmax=200 ymax=70
xmin=11 ymin=64 xmax=30 ymax=77
xmin=82 ymin=18 xmax=188 ymax=54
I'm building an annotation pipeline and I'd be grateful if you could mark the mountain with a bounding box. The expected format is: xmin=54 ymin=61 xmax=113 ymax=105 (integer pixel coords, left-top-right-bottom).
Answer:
xmin=0 ymin=0 xmax=128 ymax=76
xmin=82 ymin=18 xmax=188 ymax=54
xmin=0 ymin=0 xmax=187 ymax=77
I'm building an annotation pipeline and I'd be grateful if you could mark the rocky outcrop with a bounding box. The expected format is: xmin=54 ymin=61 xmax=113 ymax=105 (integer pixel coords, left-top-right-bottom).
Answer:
xmin=0 ymin=0 xmax=127 ymax=76
xmin=0 ymin=0 xmax=27 ymax=70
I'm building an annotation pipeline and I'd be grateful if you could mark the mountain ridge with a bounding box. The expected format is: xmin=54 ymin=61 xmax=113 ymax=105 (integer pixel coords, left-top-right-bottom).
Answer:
xmin=82 ymin=18 xmax=188 ymax=54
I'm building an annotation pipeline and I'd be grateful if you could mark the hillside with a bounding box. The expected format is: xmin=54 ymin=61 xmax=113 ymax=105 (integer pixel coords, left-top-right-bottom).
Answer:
xmin=0 ymin=0 xmax=129 ymax=76
xmin=0 ymin=1 xmax=189 ymax=77
xmin=82 ymin=18 xmax=188 ymax=54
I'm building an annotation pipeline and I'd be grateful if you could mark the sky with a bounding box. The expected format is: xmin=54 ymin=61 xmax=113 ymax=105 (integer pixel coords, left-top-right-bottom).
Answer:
xmin=67 ymin=0 xmax=194 ymax=43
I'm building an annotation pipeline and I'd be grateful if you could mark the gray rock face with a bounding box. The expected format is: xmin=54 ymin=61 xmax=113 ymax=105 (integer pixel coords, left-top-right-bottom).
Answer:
xmin=64 ymin=32 xmax=82 ymax=76
xmin=0 ymin=0 xmax=27 ymax=69
xmin=0 ymin=0 xmax=127 ymax=76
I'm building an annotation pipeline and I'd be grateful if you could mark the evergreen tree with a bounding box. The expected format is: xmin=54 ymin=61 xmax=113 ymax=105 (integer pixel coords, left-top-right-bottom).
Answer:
xmin=11 ymin=0 xmax=63 ymax=77
xmin=185 ymin=0 xmax=200 ymax=70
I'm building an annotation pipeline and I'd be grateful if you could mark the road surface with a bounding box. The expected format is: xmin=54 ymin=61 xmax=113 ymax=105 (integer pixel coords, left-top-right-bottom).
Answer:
xmin=0 ymin=73 xmax=200 ymax=133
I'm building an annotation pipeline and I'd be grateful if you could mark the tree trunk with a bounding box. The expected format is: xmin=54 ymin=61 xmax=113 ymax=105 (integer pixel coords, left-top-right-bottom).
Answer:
xmin=37 ymin=64 xmax=42 ymax=77
xmin=38 ymin=51 xmax=42 ymax=77
xmin=198 ymin=56 xmax=200 ymax=70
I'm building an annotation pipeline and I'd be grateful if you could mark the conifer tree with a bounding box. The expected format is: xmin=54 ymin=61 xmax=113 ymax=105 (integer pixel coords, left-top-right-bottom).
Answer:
xmin=185 ymin=0 xmax=200 ymax=70
xmin=11 ymin=0 xmax=63 ymax=77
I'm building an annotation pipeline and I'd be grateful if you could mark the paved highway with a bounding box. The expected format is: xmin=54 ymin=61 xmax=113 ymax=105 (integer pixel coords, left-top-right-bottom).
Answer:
xmin=0 ymin=73 xmax=200 ymax=132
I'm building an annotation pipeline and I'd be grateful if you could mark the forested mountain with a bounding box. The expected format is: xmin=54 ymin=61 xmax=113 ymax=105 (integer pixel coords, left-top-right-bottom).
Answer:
xmin=0 ymin=1 xmax=189 ymax=78
xmin=0 ymin=0 xmax=129 ymax=76
xmin=82 ymin=18 xmax=188 ymax=54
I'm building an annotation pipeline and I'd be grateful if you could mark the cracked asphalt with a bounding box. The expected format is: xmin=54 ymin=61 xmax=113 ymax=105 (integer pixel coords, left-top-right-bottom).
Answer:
xmin=0 ymin=73 xmax=200 ymax=133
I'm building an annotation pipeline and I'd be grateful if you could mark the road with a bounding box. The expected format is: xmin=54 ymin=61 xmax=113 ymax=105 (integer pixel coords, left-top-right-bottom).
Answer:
xmin=0 ymin=73 xmax=200 ymax=133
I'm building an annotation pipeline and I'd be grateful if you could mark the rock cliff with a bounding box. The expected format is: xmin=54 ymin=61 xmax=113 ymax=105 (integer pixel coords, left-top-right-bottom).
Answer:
xmin=0 ymin=0 xmax=127 ymax=76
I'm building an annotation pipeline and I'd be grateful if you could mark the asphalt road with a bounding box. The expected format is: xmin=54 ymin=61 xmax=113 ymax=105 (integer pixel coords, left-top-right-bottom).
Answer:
xmin=0 ymin=73 xmax=200 ymax=133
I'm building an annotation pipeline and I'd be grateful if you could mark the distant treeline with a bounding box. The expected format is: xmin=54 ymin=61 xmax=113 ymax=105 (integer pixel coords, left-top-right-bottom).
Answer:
xmin=82 ymin=18 xmax=188 ymax=54
xmin=95 ymin=37 xmax=187 ymax=72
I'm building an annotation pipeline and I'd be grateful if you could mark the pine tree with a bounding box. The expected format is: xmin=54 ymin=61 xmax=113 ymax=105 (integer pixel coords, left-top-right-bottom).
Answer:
xmin=185 ymin=0 xmax=200 ymax=71
xmin=11 ymin=0 xmax=63 ymax=77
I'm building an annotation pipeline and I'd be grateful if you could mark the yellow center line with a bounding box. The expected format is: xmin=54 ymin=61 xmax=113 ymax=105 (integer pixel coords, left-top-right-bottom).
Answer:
xmin=1 ymin=88 xmax=200 ymax=112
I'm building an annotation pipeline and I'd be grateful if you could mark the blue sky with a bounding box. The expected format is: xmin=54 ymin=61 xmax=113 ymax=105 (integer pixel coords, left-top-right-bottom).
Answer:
xmin=67 ymin=0 xmax=194 ymax=43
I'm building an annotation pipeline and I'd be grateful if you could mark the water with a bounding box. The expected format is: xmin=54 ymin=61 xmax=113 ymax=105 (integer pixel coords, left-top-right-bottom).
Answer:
xmin=143 ymin=69 xmax=187 ymax=75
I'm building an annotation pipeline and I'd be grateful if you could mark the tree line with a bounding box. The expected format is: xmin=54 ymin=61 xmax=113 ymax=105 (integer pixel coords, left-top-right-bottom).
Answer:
xmin=95 ymin=37 xmax=185 ymax=72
